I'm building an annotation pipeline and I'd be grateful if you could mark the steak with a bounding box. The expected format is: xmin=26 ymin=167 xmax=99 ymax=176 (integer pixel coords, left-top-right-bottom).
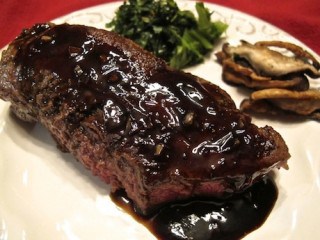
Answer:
xmin=0 ymin=23 xmax=290 ymax=215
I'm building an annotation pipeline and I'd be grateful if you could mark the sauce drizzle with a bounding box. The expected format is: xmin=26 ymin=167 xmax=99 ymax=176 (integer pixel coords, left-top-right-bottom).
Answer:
xmin=111 ymin=176 xmax=278 ymax=240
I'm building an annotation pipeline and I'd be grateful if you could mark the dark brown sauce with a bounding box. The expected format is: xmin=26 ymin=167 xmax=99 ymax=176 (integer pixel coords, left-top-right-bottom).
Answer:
xmin=111 ymin=176 xmax=278 ymax=240
xmin=12 ymin=24 xmax=285 ymax=219
xmin=13 ymin=24 xmax=280 ymax=191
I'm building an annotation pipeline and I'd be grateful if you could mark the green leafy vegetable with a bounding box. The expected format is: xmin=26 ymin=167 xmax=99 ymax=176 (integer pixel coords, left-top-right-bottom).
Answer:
xmin=106 ymin=0 xmax=228 ymax=69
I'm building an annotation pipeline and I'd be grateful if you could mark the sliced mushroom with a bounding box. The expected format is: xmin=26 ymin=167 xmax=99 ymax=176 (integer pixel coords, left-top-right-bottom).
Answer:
xmin=216 ymin=40 xmax=320 ymax=90
xmin=255 ymin=40 xmax=320 ymax=70
xmin=226 ymin=41 xmax=320 ymax=77
xmin=221 ymin=58 xmax=310 ymax=90
xmin=216 ymin=39 xmax=320 ymax=122
xmin=240 ymin=88 xmax=320 ymax=121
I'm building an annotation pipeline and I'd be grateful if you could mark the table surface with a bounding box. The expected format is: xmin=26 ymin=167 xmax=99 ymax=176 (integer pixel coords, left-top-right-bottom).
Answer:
xmin=1 ymin=0 xmax=320 ymax=55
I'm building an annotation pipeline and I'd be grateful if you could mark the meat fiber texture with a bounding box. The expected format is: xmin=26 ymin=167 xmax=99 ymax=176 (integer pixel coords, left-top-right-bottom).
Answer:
xmin=0 ymin=23 xmax=290 ymax=215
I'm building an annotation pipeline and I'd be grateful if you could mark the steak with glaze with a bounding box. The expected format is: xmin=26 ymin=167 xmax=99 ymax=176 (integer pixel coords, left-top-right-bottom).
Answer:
xmin=0 ymin=23 xmax=290 ymax=215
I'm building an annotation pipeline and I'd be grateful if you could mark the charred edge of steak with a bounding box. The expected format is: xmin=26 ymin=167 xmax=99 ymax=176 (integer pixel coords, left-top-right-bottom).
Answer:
xmin=0 ymin=23 xmax=290 ymax=215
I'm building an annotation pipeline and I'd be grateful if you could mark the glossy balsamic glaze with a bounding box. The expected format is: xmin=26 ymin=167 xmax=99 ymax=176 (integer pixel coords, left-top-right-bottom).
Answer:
xmin=10 ymin=24 xmax=284 ymax=235
xmin=13 ymin=24 xmax=278 ymax=189
xmin=112 ymin=176 xmax=278 ymax=240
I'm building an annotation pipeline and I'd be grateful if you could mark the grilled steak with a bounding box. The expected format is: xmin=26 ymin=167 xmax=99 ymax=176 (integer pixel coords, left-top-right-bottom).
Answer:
xmin=0 ymin=23 xmax=290 ymax=215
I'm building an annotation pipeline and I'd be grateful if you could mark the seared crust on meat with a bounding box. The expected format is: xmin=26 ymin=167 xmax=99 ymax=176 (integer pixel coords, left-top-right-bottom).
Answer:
xmin=0 ymin=23 xmax=290 ymax=215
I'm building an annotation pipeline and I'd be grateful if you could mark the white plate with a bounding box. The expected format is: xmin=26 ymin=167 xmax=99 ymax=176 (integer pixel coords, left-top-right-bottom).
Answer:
xmin=1 ymin=1 xmax=320 ymax=239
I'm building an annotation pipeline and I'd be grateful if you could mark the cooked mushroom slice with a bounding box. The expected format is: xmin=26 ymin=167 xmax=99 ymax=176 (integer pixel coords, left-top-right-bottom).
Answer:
xmin=252 ymin=89 xmax=320 ymax=115
xmin=216 ymin=40 xmax=320 ymax=90
xmin=240 ymin=88 xmax=320 ymax=120
xmin=226 ymin=41 xmax=320 ymax=77
xmin=221 ymin=58 xmax=309 ymax=90
xmin=241 ymin=98 xmax=279 ymax=115
xmin=255 ymin=41 xmax=320 ymax=70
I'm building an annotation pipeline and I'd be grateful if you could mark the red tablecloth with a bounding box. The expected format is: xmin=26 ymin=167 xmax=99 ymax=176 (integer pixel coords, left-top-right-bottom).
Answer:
xmin=1 ymin=0 xmax=320 ymax=55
